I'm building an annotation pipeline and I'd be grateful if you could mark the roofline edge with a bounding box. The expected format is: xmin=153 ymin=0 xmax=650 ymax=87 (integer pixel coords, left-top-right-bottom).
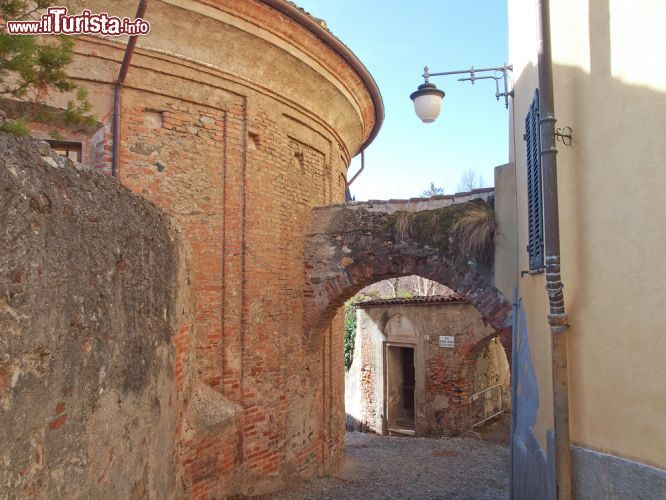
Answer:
xmin=260 ymin=0 xmax=384 ymax=152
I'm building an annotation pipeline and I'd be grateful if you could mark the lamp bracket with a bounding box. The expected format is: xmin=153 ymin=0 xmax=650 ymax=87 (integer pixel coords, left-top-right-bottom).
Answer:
xmin=422 ymin=64 xmax=514 ymax=108
xmin=555 ymin=126 xmax=573 ymax=146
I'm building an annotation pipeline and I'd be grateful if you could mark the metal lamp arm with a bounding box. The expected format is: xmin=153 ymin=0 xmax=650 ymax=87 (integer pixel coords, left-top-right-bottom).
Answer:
xmin=425 ymin=65 xmax=513 ymax=78
xmin=422 ymin=64 xmax=514 ymax=108
xmin=458 ymin=75 xmax=503 ymax=102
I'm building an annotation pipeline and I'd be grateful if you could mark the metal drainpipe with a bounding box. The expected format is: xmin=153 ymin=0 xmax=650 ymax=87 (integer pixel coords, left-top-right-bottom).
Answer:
xmin=536 ymin=0 xmax=572 ymax=498
xmin=345 ymin=149 xmax=365 ymax=201
xmin=509 ymin=288 xmax=519 ymax=497
xmin=111 ymin=0 xmax=149 ymax=177
xmin=347 ymin=149 xmax=365 ymax=185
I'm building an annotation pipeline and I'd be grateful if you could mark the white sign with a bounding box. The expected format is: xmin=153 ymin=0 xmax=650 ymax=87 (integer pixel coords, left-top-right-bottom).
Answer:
xmin=439 ymin=336 xmax=455 ymax=348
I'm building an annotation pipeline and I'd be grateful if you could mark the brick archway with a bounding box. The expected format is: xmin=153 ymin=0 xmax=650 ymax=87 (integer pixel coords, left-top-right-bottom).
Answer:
xmin=303 ymin=193 xmax=512 ymax=357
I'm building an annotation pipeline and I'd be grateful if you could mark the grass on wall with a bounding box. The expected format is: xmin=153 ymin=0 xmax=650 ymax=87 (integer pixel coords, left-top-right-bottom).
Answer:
xmin=385 ymin=199 xmax=495 ymax=263
xmin=452 ymin=204 xmax=496 ymax=264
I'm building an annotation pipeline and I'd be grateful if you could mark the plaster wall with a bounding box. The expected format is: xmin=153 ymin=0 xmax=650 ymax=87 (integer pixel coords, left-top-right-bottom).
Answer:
xmin=508 ymin=0 xmax=666 ymax=491
xmin=0 ymin=135 xmax=193 ymax=498
xmin=493 ymin=163 xmax=517 ymax=300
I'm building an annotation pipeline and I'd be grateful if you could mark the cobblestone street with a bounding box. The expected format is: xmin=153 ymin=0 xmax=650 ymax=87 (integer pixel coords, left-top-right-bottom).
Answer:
xmin=265 ymin=423 xmax=510 ymax=500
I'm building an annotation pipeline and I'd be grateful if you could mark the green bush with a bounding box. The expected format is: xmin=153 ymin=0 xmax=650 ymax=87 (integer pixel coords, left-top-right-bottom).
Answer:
xmin=0 ymin=2 xmax=95 ymax=132
xmin=344 ymin=300 xmax=356 ymax=371
xmin=0 ymin=117 xmax=29 ymax=136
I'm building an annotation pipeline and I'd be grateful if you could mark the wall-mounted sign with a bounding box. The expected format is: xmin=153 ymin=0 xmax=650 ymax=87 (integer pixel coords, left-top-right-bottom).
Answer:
xmin=439 ymin=336 xmax=455 ymax=348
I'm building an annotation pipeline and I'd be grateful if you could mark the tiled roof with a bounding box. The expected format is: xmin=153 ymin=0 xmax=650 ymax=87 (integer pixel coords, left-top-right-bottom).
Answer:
xmin=355 ymin=294 xmax=469 ymax=308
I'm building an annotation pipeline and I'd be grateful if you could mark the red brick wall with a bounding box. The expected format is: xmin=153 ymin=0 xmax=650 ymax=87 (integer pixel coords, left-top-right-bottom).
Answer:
xmin=34 ymin=0 xmax=378 ymax=493
xmin=104 ymin=81 xmax=349 ymax=495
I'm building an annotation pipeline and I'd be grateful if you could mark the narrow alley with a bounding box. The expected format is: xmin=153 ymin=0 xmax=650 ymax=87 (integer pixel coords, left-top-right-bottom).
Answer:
xmin=3 ymin=1 xmax=666 ymax=498
xmin=266 ymin=420 xmax=510 ymax=500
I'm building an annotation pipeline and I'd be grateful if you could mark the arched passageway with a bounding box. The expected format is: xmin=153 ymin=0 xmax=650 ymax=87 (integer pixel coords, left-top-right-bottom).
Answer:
xmin=303 ymin=193 xmax=512 ymax=361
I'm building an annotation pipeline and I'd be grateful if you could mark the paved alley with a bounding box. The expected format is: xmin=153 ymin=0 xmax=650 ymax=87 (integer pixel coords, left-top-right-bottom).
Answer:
xmin=265 ymin=423 xmax=510 ymax=500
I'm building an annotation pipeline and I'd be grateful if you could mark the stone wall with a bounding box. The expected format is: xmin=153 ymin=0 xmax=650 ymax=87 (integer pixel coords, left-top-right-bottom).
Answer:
xmin=472 ymin=337 xmax=511 ymax=404
xmin=0 ymin=135 xmax=193 ymax=498
xmin=304 ymin=199 xmax=513 ymax=349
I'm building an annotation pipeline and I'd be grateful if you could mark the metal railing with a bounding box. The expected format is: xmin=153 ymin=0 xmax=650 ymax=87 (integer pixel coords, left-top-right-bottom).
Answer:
xmin=470 ymin=384 xmax=504 ymax=428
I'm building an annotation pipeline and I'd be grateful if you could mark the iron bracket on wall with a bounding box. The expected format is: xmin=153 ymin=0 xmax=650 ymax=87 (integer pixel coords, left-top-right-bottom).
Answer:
xmin=555 ymin=126 xmax=573 ymax=146
xmin=422 ymin=64 xmax=514 ymax=108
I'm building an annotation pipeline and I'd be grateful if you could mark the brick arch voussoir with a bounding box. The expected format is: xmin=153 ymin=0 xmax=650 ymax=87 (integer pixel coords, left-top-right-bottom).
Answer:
xmin=304 ymin=247 xmax=512 ymax=353
xmin=304 ymin=256 xmax=420 ymax=350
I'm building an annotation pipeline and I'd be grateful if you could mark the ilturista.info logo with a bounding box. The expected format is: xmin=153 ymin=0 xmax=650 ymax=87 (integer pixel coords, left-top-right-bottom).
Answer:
xmin=6 ymin=7 xmax=151 ymax=36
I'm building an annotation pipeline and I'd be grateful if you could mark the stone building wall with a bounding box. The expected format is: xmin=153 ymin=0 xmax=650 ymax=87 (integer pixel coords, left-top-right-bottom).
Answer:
xmin=27 ymin=1 xmax=380 ymax=496
xmin=0 ymin=135 xmax=194 ymax=498
xmin=473 ymin=337 xmax=511 ymax=395
xmin=345 ymin=297 xmax=508 ymax=436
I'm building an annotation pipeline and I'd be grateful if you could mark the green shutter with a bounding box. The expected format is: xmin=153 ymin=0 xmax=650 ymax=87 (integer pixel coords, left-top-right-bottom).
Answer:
xmin=525 ymin=90 xmax=544 ymax=271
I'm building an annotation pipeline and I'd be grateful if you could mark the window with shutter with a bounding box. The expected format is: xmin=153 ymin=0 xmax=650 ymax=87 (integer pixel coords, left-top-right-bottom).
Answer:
xmin=525 ymin=90 xmax=544 ymax=271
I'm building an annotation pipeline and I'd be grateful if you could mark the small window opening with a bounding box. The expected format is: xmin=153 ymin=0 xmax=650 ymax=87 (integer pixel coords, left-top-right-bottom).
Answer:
xmin=47 ymin=140 xmax=82 ymax=163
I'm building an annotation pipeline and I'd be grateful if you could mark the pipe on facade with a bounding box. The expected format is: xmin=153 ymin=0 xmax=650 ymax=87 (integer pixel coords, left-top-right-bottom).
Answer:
xmin=111 ymin=0 xmax=149 ymax=177
xmin=536 ymin=0 xmax=572 ymax=498
xmin=260 ymin=0 xmax=384 ymax=152
xmin=345 ymin=149 xmax=365 ymax=201
xmin=509 ymin=288 xmax=519 ymax=497
xmin=347 ymin=149 xmax=365 ymax=186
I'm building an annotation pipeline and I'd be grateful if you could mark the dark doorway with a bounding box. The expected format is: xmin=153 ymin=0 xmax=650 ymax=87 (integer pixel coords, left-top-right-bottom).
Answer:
xmin=386 ymin=344 xmax=416 ymax=435
xmin=46 ymin=140 xmax=82 ymax=162
xmin=402 ymin=347 xmax=415 ymax=411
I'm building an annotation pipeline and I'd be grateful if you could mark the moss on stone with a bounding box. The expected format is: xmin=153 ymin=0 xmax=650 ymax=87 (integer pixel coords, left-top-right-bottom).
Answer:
xmin=384 ymin=199 xmax=491 ymax=255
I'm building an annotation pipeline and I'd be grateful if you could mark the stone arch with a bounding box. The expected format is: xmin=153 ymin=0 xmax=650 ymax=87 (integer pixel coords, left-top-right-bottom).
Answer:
xmin=303 ymin=196 xmax=512 ymax=355
xmin=459 ymin=330 xmax=511 ymax=430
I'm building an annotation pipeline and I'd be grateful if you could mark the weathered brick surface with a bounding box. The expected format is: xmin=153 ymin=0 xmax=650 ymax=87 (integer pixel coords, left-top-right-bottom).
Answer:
xmin=19 ymin=0 xmax=379 ymax=496
xmin=105 ymin=84 xmax=350 ymax=493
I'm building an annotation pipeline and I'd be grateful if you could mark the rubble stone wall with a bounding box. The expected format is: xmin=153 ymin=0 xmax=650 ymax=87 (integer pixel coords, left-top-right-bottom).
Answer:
xmin=304 ymin=200 xmax=513 ymax=352
xmin=0 ymin=135 xmax=194 ymax=498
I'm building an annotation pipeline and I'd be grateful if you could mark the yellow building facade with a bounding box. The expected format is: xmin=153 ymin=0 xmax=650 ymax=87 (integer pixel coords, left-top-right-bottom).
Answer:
xmin=503 ymin=0 xmax=666 ymax=497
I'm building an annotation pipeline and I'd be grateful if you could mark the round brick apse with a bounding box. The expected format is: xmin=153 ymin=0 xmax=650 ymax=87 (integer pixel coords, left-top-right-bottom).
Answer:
xmin=39 ymin=1 xmax=383 ymax=495
xmin=303 ymin=195 xmax=513 ymax=358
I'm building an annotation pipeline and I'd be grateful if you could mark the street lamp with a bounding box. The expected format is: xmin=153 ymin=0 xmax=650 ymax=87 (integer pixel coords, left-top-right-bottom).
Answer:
xmin=409 ymin=81 xmax=445 ymax=123
xmin=410 ymin=64 xmax=514 ymax=123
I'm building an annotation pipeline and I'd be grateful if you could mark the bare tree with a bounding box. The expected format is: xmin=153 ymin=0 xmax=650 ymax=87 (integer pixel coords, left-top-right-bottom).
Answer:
xmin=387 ymin=277 xmax=400 ymax=298
xmin=457 ymin=169 xmax=485 ymax=192
xmin=414 ymin=276 xmax=437 ymax=296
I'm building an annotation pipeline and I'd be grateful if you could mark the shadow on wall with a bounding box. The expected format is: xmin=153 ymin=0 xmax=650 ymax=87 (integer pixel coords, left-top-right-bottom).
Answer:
xmin=512 ymin=0 xmax=666 ymax=496
xmin=512 ymin=304 xmax=552 ymax=499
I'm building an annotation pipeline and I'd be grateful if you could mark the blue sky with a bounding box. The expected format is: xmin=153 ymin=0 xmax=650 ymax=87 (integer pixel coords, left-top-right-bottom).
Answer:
xmin=295 ymin=0 xmax=509 ymax=200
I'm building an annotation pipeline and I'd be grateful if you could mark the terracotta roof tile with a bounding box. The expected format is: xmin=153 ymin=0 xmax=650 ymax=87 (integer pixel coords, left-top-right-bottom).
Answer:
xmin=355 ymin=294 xmax=469 ymax=308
